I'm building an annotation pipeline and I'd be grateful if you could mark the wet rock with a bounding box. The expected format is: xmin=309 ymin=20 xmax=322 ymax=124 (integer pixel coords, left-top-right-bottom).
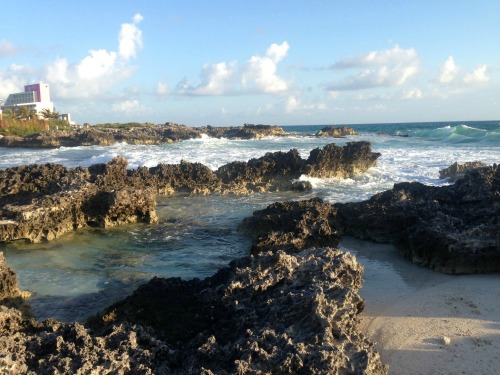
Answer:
xmin=306 ymin=141 xmax=381 ymax=178
xmin=0 ymin=252 xmax=32 ymax=318
xmin=291 ymin=180 xmax=312 ymax=191
xmin=205 ymin=123 xmax=287 ymax=139
xmin=216 ymin=142 xmax=380 ymax=193
xmin=0 ymin=158 xmax=158 ymax=244
xmin=0 ymin=142 xmax=379 ymax=243
xmin=316 ymin=125 xmax=358 ymax=137
xmin=240 ymin=198 xmax=339 ymax=254
xmin=0 ymin=252 xmax=22 ymax=301
xmin=336 ymin=164 xmax=500 ymax=273
xmin=439 ymin=161 xmax=487 ymax=181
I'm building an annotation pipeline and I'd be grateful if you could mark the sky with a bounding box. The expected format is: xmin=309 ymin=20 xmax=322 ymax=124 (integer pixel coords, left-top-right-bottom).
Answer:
xmin=1 ymin=0 xmax=499 ymax=126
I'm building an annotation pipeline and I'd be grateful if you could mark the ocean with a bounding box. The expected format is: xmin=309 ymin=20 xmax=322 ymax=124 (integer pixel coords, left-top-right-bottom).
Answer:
xmin=1 ymin=120 xmax=499 ymax=321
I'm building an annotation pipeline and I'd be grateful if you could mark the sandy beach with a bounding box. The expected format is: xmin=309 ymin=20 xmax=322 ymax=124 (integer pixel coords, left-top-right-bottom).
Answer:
xmin=341 ymin=237 xmax=500 ymax=375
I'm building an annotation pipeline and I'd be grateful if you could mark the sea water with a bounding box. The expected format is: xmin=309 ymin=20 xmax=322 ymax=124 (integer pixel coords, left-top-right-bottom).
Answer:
xmin=1 ymin=120 xmax=499 ymax=321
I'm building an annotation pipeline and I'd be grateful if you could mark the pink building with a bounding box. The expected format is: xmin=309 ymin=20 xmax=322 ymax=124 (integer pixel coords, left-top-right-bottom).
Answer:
xmin=2 ymin=82 xmax=54 ymax=115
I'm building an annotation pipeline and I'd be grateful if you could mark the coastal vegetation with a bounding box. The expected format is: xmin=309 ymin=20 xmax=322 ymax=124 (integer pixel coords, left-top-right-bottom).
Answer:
xmin=0 ymin=106 xmax=71 ymax=136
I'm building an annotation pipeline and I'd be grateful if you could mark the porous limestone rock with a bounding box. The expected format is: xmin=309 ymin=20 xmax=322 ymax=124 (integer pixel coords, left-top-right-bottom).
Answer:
xmin=316 ymin=125 xmax=358 ymax=138
xmin=336 ymin=164 xmax=500 ymax=273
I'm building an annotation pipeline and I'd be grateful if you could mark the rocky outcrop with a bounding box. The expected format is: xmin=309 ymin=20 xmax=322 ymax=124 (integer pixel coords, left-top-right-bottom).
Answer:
xmin=336 ymin=164 xmax=500 ymax=274
xmin=240 ymin=198 xmax=339 ymax=254
xmin=0 ymin=123 xmax=288 ymax=149
xmin=316 ymin=126 xmax=358 ymax=137
xmin=439 ymin=161 xmax=487 ymax=181
xmin=204 ymin=123 xmax=287 ymax=139
xmin=306 ymin=141 xmax=380 ymax=178
xmin=1 ymin=142 xmax=380 ymax=243
xmin=0 ymin=246 xmax=386 ymax=374
xmin=0 ymin=158 xmax=158 ymax=243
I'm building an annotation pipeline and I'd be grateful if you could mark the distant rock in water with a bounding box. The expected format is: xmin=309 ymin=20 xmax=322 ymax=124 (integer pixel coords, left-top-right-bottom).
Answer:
xmin=316 ymin=125 xmax=358 ymax=137
xmin=0 ymin=142 xmax=380 ymax=243
xmin=439 ymin=161 xmax=487 ymax=181
xmin=336 ymin=164 xmax=500 ymax=274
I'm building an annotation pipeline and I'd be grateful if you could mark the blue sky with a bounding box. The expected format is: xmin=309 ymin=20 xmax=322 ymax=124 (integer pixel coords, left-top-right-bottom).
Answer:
xmin=1 ymin=1 xmax=499 ymax=125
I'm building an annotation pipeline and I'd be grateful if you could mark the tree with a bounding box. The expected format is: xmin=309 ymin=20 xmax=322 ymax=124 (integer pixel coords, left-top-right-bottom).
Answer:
xmin=15 ymin=106 xmax=36 ymax=120
xmin=40 ymin=108 xmax=60 ymax=120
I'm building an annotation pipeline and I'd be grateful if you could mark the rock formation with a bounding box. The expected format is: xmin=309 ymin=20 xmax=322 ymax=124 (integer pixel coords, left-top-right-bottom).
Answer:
xmin=1 ymin=142 xmax=380 ymax=243
xmin=0 ymin=184 xmax=388 ymax=374
xmin=316 ymin=126 xmax=358 ymax=137
xmin=0 ymin=158 xmax=158 ymax=243
xmin=336 ymin=164 xmax=500 ymax=273
xmin=0 ymin=123 xmax=287 ymax=149
xmin=240 ymin=198 xmax=339 ymax=254
xmin=439 ymin=161 xmax=487 ymax=181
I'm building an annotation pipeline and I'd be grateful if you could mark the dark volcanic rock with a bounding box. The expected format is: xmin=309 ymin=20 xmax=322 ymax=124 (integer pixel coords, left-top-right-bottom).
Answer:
xmin=205 ymin=123 xmax=287 ymax=139
xmin=0 ymin=246 xmax=387 ymax=374
xmin=0 ymin=157 xmax=158 ymax=243
xmin=336 ymin=165 xmax=500 ymax=273
xmin=0 ymin=142 xmax=380 ymax=243
xmin=316 ymin=125 xmax=358 ymax=137
xmin=87 ymin=248 xmax=386 ymax=374
xmin=240 ymin=198 xmax=339 ymax=254
xmin=306 ymin=141 xmax=380 ymax=178
xmin=439 ymin=161 xmax=487 ymax=181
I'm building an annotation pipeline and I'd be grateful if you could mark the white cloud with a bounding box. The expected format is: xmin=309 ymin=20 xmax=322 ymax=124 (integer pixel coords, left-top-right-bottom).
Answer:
xmin=242 ymin=42 xmax=290 ymax=93
xmin=438 ymin=56 xmax=459 ymax=83
xmin=463 ymin=65 xmax=490 ymax=83
xmin=328 ymin=45 xmax=419 ymax=91
xmin=77 ymin=49 xmax=118 ymax=80
xmin=402 ymin=88 xmax=423 ymax=99
xmin=333 ymin=45 xmax=417 ymax=68
xmin=285 ymin=95 xmax=300 ymax=113
xmin=156 ymin=81 xmax=169 ymax=95
xmin=42 ymin=14 xmax=143 ymax=100
xmin=119 ymin=13 xmax=144 ymax=60
xmin=356 ymin=92 xmax=393 ymax=101
xmin=0 ymin=64 xmax=34 ymax=99
xmin=187 ymin=61 xmax=237 ymax=95
xmin=285 ymin=95 xmax=326 ymax=113
xmin=112 ymin=99 xmax=145 ymax=114
xmin=175 ymin=41 xmax=290 ymax=96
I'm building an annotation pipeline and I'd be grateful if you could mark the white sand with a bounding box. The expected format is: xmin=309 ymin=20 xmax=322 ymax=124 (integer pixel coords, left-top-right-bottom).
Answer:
xmin=340 ymin=237 xmax=500 ymax=375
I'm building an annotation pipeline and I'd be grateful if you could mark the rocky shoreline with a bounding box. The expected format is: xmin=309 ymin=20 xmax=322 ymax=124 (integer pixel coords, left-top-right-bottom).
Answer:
xmin=0 ymin=123 xmax=361 ymax=149
xmin=0 ymin=123 xmax=288 ymax=148
xmin=0 ymin=146 xmax=498 ymax=373
xmin=0 ymin=141 xmax=379 ymax=243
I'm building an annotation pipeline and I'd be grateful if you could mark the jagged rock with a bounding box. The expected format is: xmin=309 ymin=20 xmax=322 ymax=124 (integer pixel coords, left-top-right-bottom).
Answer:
xmin=0 ymin=158 xmax=158 ymax=244
xmin=291 ymin=180 xmax=312 ymax=191
xmin=205 ymin=123 xmax=287 ymax=139
xmin=316 ymin=125 xmax=358 ymax=137
xmin=87 ymin=247 xmax=386 ymax=374
xmin=439 ymin=161 xmax=487 ymax=181
xmin=240 ymin=198 xmax=339 ymax=254
xmin=0 ymin=252 xmax=32 ymax=318
xmin=306 ymin=141 xmax=380 ymax=178
xmin=0 ymin=143 xmax=379 ymax=243
xmin=0 ymin=252 xmax=22 ymax=301
xmin=336 ymin=165 xmax=500 ymax=273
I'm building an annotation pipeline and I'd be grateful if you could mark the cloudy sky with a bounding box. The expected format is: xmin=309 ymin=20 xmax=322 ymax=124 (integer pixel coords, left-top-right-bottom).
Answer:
xmin=1 ymin=1 xmax=499 ymax=125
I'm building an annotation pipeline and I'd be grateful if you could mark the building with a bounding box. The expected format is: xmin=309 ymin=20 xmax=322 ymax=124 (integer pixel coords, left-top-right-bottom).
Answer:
xmin=2 ymin=82 xmax=54 ymax=116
